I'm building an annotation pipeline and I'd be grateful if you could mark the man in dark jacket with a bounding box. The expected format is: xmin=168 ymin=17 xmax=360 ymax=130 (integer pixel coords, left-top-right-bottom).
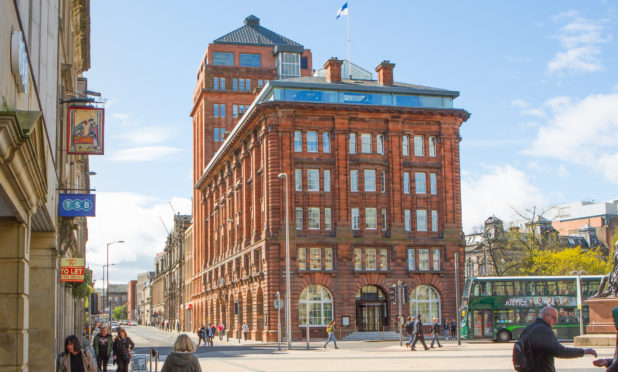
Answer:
xmin=92 ymin=326 xmax=113 ymax=371
xmin=524 ymin=306 xmax=596 ymax=371
xmin=404 ymin=316 xmax=415 ymax=348
xmin=410 ymin=314 xmax=429 ymax=351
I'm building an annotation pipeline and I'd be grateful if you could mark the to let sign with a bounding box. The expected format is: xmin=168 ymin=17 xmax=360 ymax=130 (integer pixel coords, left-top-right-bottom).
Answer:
xmin=60 ymin=257 xmax=85 ymax=282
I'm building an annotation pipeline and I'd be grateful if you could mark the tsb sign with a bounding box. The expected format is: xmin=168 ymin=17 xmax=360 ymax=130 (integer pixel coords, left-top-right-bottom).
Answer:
xmin=59 ymin=194 xmax=96 ymax=217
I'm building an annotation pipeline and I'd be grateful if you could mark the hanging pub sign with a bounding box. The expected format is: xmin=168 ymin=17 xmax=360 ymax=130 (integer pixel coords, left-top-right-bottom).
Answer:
xmin=59 ymin=193 xmax=96 ymax=217
xmin=60 ymin=257 xmax=85 ymax=282
xmin=67 ymin=106 xmax=104 ymax=155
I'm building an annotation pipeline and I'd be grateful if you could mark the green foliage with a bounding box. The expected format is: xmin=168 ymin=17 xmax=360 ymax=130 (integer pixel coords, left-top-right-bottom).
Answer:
xmin=72 ymin=270 xmax=93 ymax=300
xmin=112 ymin=303 xmax=127 ymax=320
xmin=520 ymin=247 xmax=611 ymax=276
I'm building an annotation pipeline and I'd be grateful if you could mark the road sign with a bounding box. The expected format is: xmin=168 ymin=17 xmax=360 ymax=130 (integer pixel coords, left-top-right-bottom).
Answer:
xmin=273 ymin=299 xmax=284 ymax=310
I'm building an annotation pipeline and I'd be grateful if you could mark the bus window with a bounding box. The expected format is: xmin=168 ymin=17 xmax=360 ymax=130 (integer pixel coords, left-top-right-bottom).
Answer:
xmin=495 ymin=309 xmax=515 ymax=324
xmin=558 ymin=280 xmax=575 ymax=295
xmin=473 ymin=283 xmax=481 ymax=297
xmin=525 ymin=282 xmax=535 ymax=296
xmin=494 ymin=281 xmax=505 ymax=296
xmin=547 ymin=281 xmax=558 ymax=295
xmin=537 ymin=282 xmax=548 ymax=295
xmin=504 ymin=281 xmax=514 ymax=296
xmin=582 ymin=280 xmax=600 ymax=297
xmin=514 ymin=281 xmax=523 ymax=296
xmin=559 ymin=308 xmax=577 ymax=323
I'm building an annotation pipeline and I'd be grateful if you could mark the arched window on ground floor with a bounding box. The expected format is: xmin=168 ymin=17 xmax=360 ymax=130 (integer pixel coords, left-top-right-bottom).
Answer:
xmin=299 ymin=285 xmax=333 ymax=326
xmin=409 ymin=285 xmax=441 ymax=322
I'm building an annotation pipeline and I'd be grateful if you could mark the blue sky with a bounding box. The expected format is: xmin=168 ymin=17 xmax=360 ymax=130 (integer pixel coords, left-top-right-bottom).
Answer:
xmin=84 ymin=1 xmax=618 ymax=285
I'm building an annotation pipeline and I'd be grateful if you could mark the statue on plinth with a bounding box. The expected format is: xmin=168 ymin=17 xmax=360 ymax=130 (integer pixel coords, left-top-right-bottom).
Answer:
xmin=594 ymin=244 xmax=618 ymax=298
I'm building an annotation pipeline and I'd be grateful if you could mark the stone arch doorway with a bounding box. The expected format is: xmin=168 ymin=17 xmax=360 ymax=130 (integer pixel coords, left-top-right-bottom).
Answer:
xmin=355 ymin=285 xmax=387 ymax=331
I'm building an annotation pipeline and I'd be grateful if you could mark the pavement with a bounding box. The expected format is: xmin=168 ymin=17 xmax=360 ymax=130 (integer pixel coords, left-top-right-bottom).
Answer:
xmin=96 ymin=326 xmax=616 ymax=371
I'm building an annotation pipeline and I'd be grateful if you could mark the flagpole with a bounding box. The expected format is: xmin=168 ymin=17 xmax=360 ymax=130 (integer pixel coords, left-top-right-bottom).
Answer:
xmin=346 ymin=0 xmax=351 ymax=78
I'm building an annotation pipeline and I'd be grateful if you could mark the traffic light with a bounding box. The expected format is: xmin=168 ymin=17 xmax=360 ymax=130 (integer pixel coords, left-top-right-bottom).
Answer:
xmin=388 ymin=284 xmax=397 ymax=304
xmin=402 ymin=284 xmax=410 ymax=304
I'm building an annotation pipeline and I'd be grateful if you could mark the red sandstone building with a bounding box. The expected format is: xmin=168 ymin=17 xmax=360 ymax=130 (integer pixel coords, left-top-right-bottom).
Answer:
xmin=191 ymin=16 xmax=469 ymax=341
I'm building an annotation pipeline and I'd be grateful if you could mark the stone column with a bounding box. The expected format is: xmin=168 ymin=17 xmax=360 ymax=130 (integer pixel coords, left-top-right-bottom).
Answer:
xmin=0 ymin=219 xmax=30 ymax=371
xmin=28 ymin=232 xmax=58 ymax=371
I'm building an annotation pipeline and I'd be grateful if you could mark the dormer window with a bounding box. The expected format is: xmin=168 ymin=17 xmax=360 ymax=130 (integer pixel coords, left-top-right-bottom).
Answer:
xmin=277 ymin=53 xmax=300 ymax=79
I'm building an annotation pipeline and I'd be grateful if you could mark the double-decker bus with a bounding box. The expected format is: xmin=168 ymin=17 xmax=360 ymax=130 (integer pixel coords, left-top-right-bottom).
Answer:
xmin=460 ymin=275 xmax=602 ymax=342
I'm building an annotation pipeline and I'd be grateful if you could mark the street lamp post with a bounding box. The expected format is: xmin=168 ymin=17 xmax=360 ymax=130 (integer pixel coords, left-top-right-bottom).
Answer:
xmin=278 ymin=173 xmax=292 ymax=350
xmin=107 ymin=240 xmax=125 ymax=323
xmin=571 ymin=270 xmax=587 ymax=336
xmin=102 ymin=263 xmax=115 ymax=322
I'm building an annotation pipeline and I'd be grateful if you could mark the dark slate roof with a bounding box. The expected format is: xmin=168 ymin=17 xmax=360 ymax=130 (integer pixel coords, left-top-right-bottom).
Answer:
xmin=213 ymin=15 xmax=303 ymax=50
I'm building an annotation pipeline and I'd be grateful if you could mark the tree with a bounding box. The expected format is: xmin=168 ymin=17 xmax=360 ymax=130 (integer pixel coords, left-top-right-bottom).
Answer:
xmin=112 ymin=303 xmax=127 ymax=320
xmin=520 ymin=247 xmax=611 ymax=276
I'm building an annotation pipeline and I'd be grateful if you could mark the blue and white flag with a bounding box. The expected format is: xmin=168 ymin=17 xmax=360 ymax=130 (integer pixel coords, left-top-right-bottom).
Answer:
xmin=336 ymin=2 xmax=348 ymax=19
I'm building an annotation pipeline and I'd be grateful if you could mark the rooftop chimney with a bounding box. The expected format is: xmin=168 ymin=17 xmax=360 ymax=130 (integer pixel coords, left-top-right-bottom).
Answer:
xmin=323 ymin=57 xmax=344 ymax=83
xmin=375 ymin=60 xmax=395 ymax=86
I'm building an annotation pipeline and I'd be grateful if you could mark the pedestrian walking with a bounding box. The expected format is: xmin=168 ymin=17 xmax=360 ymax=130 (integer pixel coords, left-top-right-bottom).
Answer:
xmin=404 ymin=316 xmax=415 ymax=348
xmin=242 ymin=322 xmax=249 ymax=341
xmin=323 ymin=320 xmax=339 ymax=349
xmin=57 ymin=334 xmax=97 ymax=372
xmin=196 ymin=324 xmax=206 ymax=347
xmin=450 ymin=319 xmax=457 ymax=339
xmin=410 ymin=314 xmax=429 ymax=351
xmin=161 ymin=334 xmax=202 ymax=372
xmin=113 ymin=328 xmax=135 ymax=372
xmin=515 ymin=306 xmax=596 ymax=372
xmin=430 ymin=318 xmax=443 ymax=348
xmin=208 ymin=324 xmax=216 ymax=347
xmin=218 ymin=323 xmax=225 ymax=341
xmin=92 ymin=326 xmax=113 ymax=372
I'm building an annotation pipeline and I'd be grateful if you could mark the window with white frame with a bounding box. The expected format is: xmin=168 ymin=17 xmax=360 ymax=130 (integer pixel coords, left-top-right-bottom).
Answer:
xmin=377 ymin=134 xmax=384 ymax=155
xmin=258 ymin=79 xmax=264 ymax=88
xmin=429 ymin=136 xmax=437 ymax=157
xmin=402 ymin=135 xmax=410 ymax=156
xmin=325 ymin=248 xmax=333 ymax=270
xmin=415 ymin=172 xmax=426 ymax=194
xmin=433 ymin=247 xmax=440 ymax=270
xmin=404 ymin=210 xmax=411 ymax=231
xmin=309 ymin=247 xmax=321 ymax=269
xmin=403 ymin=172 xmax=410 ymax=194
xmin=351 ymin=208 xmax=360 ymax=230
xmin=325 ymin=208 xmax=332 ymax=230
xmin=307 ymin=131 xmax=318 ymax=152
xmin=379 ymin=248 xmax=388 ymax=270
xmin=213 ymin=104 xmax=220 ymax=117
xmin=324 ymin=170 xmax=331 ymax=192
xmin=307 ymin=169 xmax=319 ymax=192
xmin=365 ymin=208 xmax=377 ymax=229
xmin=308 ymin=208 xmax=320 ymax=229
xmin=323 ymin=132 xmax=331 ymax=153
xmin=407 ymin=248 xmax=415 ymax=270
xmin=213 ymin=77 xmax=219 ymax=90
xmin=354 ymin=248 xmax=362 ymax=270
xmin=418 ymin=248 xmax=430 ymax=270
xmin=381 ymin=171 xmax=386 ymax=193
xmin=239 ymin=78 xmax=245 ymax=91
xmin=431 ymin=210 xmax=438 ymax=232
xmin=414 ymin=135 xmax=424 ymax=156
xmin=381 ymin=208 xmax=387 ymax=230
xmin=298 ymin=285 xmax=333 ymax=326
xmin=365 ymin=248 xmax=377 ymax=270
xmin=296 ymin=207 xmax=303 ymax=230
xmin=364 ymin=170 xmax=376 ymax=192
xmin=417 ymin=209 xmax=428 ymax=232
xmin=350 ymin=170 xmax=359 ymax=192
xmin=232 ymin=105 xmax=238 ymax=118
xmin=295 ymin=169 xmax=302 ymax=191
xmin=430 ymin=173 xmax=437 ymax=195
xmin=277 ymin=52 xmax=301 ymax=79
xmin=409 ymin=285 xmax=441 ymax=324
xmin=232 ymin=78 xmax=238 ymax=91
xmin=349 ymin=133 xmax=357 ymax=154
xmin=361 ymin=133 xmax=372 ymax=153
xmin=245 ymin=79 xmax=251 ymax=91
xmin=298 ymin=248 xmax=307 ymax=270
xmin=294 ymin=131 xmax=302 ymax=152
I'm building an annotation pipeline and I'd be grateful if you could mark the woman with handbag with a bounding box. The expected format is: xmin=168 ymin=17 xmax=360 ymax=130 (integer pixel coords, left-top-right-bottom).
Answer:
xmin=113 ymin=328 xmax=135 ymax=372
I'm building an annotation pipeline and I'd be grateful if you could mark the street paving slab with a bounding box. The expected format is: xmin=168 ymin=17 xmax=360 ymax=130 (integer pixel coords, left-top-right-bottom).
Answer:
xmin=99 ymin=326 xmax=614 ymax=371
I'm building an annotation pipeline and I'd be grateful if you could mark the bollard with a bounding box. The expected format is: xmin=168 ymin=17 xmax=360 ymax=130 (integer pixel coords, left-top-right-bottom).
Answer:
xmin=306 ymin=323 xmax=310 ymax=350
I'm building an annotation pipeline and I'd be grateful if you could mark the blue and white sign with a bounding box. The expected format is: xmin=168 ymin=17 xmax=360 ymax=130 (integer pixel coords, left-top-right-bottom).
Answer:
xmin=59 ymin=193 xmax=96 ymax=217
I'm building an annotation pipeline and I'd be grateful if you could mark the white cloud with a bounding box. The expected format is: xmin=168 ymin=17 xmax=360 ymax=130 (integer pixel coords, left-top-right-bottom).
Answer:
xmin=111 ymin=112 xmax=140 ymax=128
xmin=547 ymin=14 xmax=612 ymax=75
xmin=108 ymin=146 xmax=182 ymax=162
xmin=462 ymin=165 xmax=547 ymax=234
xmin=86 ymin=192 xmax=191 ymax=286
xmin=511 ymin=99 xmax=529 ymax=109
xmin=118 ymin=126 xmax=176 ymax=145
xmin=525 ymin=93 xmax=618 ymax=184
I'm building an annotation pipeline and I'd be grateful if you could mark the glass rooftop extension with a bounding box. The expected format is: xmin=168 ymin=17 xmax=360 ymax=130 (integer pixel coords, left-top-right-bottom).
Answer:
xmin=258 ymin=78 xmax=459 ymax=109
